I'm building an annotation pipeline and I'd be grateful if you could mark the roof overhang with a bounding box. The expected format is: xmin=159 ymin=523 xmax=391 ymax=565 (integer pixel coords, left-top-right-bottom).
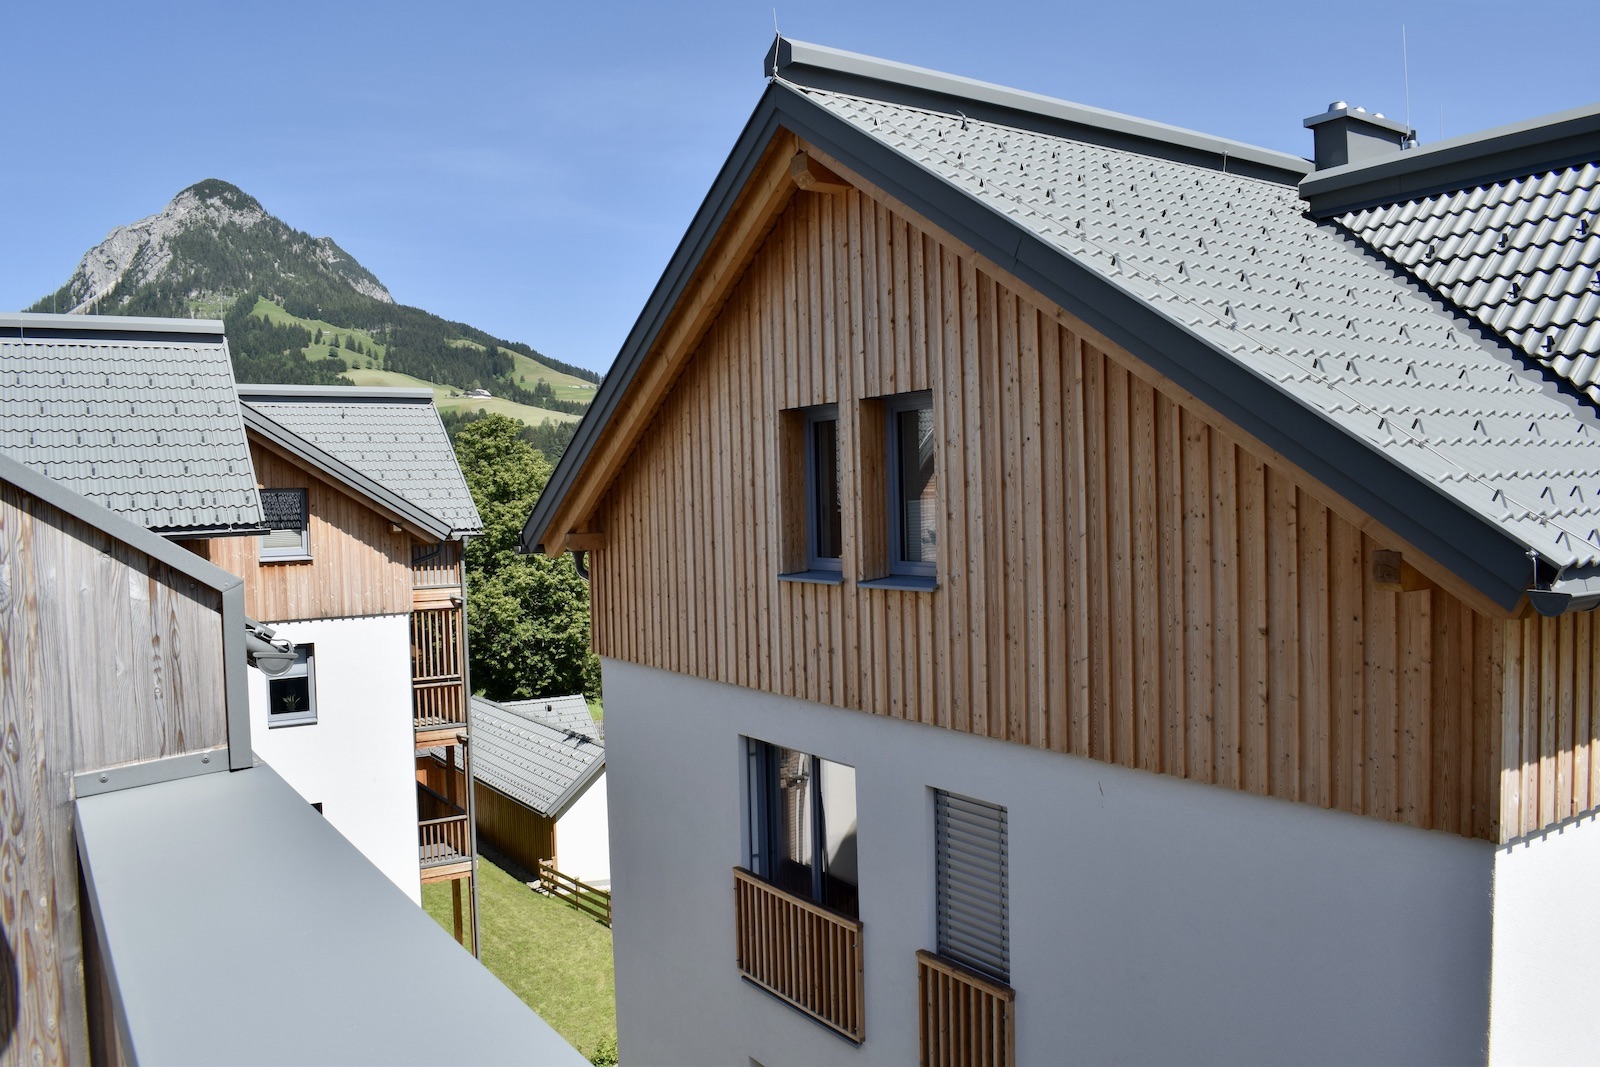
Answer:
xmin=239 ymin=403 xmax=456 ymax=542
xmin=0 ymin=311 xmax=226 ymax=343
xmin=523 ymin=50 xmax=1553 ymax=616
xmin=75 ymin=763 xmax=584 ymax=1065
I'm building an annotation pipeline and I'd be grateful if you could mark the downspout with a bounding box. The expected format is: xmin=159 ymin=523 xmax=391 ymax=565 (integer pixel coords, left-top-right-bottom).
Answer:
xmin=571 ymin=549 xmax=590 ymax=582
xmin=459 ymin=532 xmax=483 ymax=959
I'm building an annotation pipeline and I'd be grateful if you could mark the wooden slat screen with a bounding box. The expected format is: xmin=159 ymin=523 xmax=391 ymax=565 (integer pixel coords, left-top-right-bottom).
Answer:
xmin=589 ymin=184 xmax=1508 ymax=841
xmin=411 ymin=540 xmax=462 ymax=589
xmin=733 ymin=867 xmax=865 ymax=1042
xmin=412 ymin=607 xmax=465 ymax=728
xmin=917 ymin=950 xmax=1015 ymax=1067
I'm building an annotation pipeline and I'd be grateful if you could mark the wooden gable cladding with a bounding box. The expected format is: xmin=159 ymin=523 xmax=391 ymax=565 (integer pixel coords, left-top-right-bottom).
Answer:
xmin=1501 ymin=614 xmax=1600 ymax=840
xmin=589 ymin=179 xmax=1515 ymax=840
xmin=208 ymin=441 xmax=413 ymax=622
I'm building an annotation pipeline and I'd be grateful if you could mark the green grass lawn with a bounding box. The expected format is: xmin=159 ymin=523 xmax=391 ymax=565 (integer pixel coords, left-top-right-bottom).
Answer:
xmin=423 ymin=856 xmax=616 ymax=1060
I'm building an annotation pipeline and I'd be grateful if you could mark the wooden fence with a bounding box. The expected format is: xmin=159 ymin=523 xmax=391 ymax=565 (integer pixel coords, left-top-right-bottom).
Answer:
xmin=916 ymin=950 xmax=1014 ymax=1067
xmin=733 ymin=867 xmax=864 ymax=1043
xmin=538 ymin=860 xmax=612 ymax=927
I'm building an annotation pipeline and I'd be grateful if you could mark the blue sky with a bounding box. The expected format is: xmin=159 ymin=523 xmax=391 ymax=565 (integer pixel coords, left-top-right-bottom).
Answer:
xmin=2 ymin=1 xmax=1592 ymax=374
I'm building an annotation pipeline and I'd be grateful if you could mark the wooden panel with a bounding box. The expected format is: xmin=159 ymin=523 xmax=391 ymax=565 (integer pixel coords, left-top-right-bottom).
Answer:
xmin=2 ymin=479 xmax=232 ymax=1067
xmin=917 ymin=950 xmax=1016 ymax=1067
xmin=206 ymin=442 xmax=413 ymax=622
xmin=585 ymin=185 xmax=1516 ymax=840
xmin=1500 ymin=613 xmax=1600 ymax=841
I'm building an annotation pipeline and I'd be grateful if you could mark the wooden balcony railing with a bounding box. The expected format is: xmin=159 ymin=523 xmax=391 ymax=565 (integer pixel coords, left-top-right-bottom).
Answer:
xmin=916 ymin=950 xmax=1015 ymax=1067
xmin=733 ymin=867 xmax=864 ymax=1043
xmin=411 ymin=541 xmax=462 ymax=590
xmin=412 ymin=607 xmax=465 ymax=729
xmin=419 ymin=814 xmax=470 ymax=868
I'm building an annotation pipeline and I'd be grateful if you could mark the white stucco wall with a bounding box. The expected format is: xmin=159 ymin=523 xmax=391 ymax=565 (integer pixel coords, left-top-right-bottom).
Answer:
xmin=604 ymin=657 xmax=1494 ymax=1067
xmin=1489 ymin=813 xmax=1600 ymax=1063
xmin=555 ymin=772 xmax=610 ymax=886
xmin=247 ymin=614 xmax=420 ymax=903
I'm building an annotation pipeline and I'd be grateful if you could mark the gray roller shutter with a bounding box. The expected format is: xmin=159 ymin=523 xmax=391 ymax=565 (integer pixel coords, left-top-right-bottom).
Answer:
xmin=934 ymin=790 xmax=1008 ymax=982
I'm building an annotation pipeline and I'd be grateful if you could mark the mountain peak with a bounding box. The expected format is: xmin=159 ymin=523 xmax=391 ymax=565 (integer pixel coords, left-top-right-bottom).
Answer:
xmin=34 ymin=180 xmax=392 ymax=316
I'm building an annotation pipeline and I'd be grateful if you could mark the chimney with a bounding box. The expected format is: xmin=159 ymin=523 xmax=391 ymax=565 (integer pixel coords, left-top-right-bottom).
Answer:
xmin=1303 ymin=102 xmax=1413 ymax=170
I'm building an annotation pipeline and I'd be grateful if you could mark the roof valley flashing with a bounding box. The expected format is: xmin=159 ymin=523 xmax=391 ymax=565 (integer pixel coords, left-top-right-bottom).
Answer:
xmin=524 ymin=37 xmax=1600 ymax=616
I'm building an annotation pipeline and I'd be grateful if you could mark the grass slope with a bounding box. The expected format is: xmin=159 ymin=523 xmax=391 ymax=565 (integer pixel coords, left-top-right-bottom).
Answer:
xmin=423 ymin=856 xmax=616 ymax=1059
xmin=250 ymin=297 xmax=584 ymax=424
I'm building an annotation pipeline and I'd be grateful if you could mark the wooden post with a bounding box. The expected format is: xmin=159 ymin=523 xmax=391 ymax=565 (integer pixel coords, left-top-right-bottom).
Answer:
xmin=452 ymin=879 xmax=465 ymax=945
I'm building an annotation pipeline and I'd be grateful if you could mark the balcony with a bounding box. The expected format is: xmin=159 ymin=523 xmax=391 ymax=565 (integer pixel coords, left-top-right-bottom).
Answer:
xmin=916 ymin=950 xmax=1014 ymax=1067
xmin=733 ymin=867 xmax=864 ymax=1043
xmin=412 ymin=606 xmax=466 ymax=742
xmin=418 ymin=783 xmax=472 ymax=883
xmin=411 ymin=542 xmax=462 ymax=609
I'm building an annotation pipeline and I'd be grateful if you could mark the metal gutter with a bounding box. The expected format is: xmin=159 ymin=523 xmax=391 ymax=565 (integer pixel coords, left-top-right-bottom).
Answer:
xmin=0 ymin=311 xmax=226 ymax=335
xmin=523 ymin=61 xmax=1553 ymax=614
xmin=1301 ymin=102 xmax=1600 ymax=217
xmin=235 ymin=384 xmax=437 ymax=402
xmin=239 ymin=403 xmax=456 ymax=541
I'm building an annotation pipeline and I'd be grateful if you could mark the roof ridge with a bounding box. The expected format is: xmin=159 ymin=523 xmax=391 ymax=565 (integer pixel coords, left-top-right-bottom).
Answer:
xmin=768 ymin=37 xmax=1310 ymax=184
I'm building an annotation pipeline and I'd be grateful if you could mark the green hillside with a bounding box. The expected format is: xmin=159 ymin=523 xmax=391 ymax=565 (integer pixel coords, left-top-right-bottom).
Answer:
xmin=30 ymin=179 xmax=601 ymax=429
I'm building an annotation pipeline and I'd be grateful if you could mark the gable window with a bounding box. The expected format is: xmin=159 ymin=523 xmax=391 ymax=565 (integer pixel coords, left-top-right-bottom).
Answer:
xmin=779 ymin=405 xmax=843 ymax=583
xmin=259 ymin=488 xmax=310 ymax=561
xmin=267 ymin=645 xmax=316 ymax=727
xmin=888 ymin=391 xmax=936 ymax=578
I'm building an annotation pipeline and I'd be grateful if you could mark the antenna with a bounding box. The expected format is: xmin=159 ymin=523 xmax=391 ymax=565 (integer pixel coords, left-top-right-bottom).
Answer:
xmin=1401 ymin=24 xmax=1412 ymax=143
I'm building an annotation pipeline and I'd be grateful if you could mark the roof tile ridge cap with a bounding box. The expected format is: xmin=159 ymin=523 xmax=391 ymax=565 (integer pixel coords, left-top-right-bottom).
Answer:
xmin=1080 ymin=214 xmax=1600 ymax=562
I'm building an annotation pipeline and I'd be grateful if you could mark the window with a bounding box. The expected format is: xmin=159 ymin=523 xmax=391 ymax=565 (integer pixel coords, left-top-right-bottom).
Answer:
xmin=888 ymin=392 xmax=936 ymax=577
xmin=267 ymin=645 xmax=316 ymax=727
xmin=259 ymin=488 xmax=310 ymax=561
xmin=934 ymin=789 xmax=1008 ymax=982
xmin=805 ymin=406 xmax=842 ymax=571
xmin=779 ymin=405 xmax=842 ymax=582
xmin=746 ymin=739 xmax=858 ymax=917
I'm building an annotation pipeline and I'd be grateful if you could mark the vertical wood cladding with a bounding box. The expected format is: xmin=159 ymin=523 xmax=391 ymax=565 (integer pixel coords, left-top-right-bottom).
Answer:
xmin=590 ymin=185 xmax=1527 ymax=841
xmin=1501 ymin=614 xmax=1600 ymax=840
xmin=208 ymin=442 xmax=413 ymax=622
xmin=2 ymin=480 xmax=230 ymax=1067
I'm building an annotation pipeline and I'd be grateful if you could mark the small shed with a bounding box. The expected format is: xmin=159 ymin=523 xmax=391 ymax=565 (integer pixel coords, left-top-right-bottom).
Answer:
xmin=421 ymin=695 xmax=608 ymax=883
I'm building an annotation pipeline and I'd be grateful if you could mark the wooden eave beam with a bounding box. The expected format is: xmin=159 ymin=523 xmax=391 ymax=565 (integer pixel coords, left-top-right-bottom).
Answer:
xmin=537 ymin=130 xmax=803 ymax=555
xmin=790 ymin=150 xmax=850 ymax=193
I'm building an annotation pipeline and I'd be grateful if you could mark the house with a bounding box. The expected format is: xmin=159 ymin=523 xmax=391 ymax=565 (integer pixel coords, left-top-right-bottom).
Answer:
xmin=2 ymin=318 xmax=489 ymax=952
xmin=421 ymin=695 xmax=608 ymax=883
xmin=0 ymin=447 xmax=584 ymax=1065
xmin=522 ymin=38 xmax=1600 ymax=1065
xmin=214 ymin=384 xmax=485 ymax=942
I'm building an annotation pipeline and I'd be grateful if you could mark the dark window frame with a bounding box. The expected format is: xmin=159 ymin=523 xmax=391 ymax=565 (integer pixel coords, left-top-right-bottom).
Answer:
xmin=886 ymin=391 xmax=936 ymax=579
xmin=259 ymin=487 xmax=311 ymax=562
xmin=267 ymin=644 xmax=317 ymax=727
xmin=803 ymin=404 xmax=843 ymax=574
xmin=746 ymin=738 xmax=859 ymax=919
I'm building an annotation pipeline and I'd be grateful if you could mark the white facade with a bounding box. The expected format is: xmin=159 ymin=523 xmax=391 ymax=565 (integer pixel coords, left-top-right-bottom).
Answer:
xmin=1489 ymin=813 xmax=1600 ymax=1063
xmin=248 ymin=614 xmax=420 ymax=903
xmin=556 ymin=772 xmax=610 ymax=886
xmin=605 ymin=657 xmax=1494 ymax=1066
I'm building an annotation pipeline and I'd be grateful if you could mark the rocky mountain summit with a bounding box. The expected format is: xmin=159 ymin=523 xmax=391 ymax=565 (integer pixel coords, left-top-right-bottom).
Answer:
xmin=36 ymin=179 xmax=392 ymax=317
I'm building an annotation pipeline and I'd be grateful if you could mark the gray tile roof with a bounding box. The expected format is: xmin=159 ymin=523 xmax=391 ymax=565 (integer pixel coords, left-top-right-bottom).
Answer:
xmin=1339 ymin=163 xmax=1600 ymax=398
xmin=438 ymin=696 xmax=603 ymax=819
xmin=503 ymin=695 xmax=603 ymax=740
xmin=0 ymin=317 xmax=262 ymax=534
xmin=792 ymin=84 xmax=1600 ymax=571
xmin=236 ymin=386 xmax=481 ymax=536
